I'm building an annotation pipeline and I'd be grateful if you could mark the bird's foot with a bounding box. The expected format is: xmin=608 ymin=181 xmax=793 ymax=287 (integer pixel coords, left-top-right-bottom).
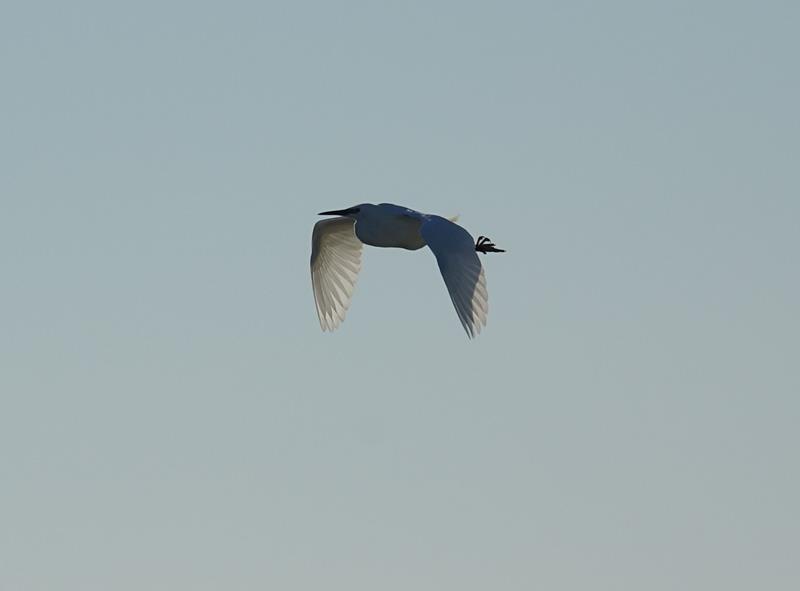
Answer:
xmin=475 ymin=236 xmax=506 ymax=254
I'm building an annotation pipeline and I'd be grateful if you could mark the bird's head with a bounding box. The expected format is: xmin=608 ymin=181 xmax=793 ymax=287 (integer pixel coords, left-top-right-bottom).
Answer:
xmin=318 ymin=205 xmax=363 ymax=219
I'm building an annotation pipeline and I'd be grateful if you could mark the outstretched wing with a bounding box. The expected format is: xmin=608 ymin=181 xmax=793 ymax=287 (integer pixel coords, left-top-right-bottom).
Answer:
xmin=420 ymin=216 xmax=488 ymax=338
xmin=310 ymin=217 xmax=363 ymax=331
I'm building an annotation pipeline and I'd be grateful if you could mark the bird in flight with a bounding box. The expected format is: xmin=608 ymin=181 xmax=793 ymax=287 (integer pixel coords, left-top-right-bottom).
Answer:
xmin=310 ymin=203 xmax=505 ymax=338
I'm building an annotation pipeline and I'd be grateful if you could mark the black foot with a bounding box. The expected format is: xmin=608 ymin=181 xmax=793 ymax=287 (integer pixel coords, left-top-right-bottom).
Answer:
xmin=475 ymin=236 xmax=506 ymax=254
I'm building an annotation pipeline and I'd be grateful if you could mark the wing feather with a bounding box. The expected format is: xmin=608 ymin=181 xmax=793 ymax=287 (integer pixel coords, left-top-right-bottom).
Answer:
xmin=310 ymin=218 xmax=363 ymax=331
xmin=420 ymin=216 xmax=489 ymax=338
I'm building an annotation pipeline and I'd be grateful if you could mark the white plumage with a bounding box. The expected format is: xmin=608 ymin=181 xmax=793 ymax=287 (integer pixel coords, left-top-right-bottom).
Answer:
xmin=310 ymin=203 xmax=503 ymax=338
xmin=310 ymin=217 xmax=363 ymax=332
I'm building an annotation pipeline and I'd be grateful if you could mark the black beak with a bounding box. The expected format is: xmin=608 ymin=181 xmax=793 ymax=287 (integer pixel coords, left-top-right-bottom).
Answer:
xmin=318 ymin=207 xmax=359 ymax=216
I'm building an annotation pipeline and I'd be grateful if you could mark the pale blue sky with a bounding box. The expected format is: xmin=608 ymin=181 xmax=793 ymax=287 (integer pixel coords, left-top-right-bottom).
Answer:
xmin=2 ymin=1 xmax=798 ymax=589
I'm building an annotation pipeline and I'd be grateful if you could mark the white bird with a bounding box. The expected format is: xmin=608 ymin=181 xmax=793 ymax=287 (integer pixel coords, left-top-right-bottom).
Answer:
xmin=310 ymin=203 xmax=505 ymax=338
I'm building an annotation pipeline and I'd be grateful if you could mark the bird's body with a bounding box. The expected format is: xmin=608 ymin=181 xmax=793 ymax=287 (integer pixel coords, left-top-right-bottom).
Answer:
xmin=310 ymin=203 xmax=504 ymax=338
xmin=351 ymin=203 xmax=427 ymax=250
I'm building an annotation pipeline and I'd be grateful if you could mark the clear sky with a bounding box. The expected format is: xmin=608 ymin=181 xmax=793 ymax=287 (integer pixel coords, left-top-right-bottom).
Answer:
xmin=2 ymin=1 xmax=798 ymax=589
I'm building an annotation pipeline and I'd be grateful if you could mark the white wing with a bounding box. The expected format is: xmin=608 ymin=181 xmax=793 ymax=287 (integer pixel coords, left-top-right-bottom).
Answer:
xmin=420 ymin=216 xmax=489 ymax=338
xmin=310 ymin=217 xmax=363 ymax=331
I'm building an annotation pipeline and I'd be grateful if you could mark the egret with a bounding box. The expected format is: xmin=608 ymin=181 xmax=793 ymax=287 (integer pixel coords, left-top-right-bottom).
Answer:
xmin=310 ymin=203 xmax=505 ymax=338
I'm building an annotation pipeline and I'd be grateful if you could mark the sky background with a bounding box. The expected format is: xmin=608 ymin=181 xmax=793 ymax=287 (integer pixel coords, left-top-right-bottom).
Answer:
xmin=2 ymin=1 xmax=798 ymax=589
